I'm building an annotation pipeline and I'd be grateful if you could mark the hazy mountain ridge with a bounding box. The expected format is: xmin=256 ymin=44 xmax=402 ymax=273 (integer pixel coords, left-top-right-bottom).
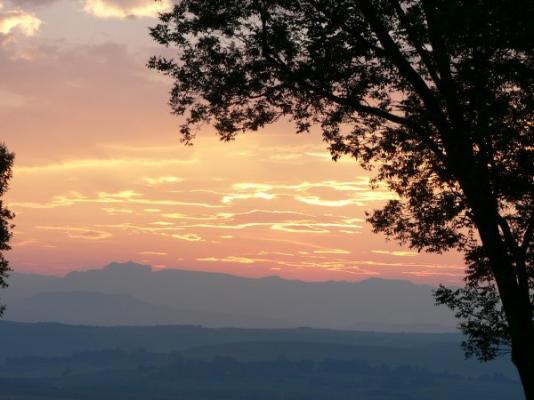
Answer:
xmin=4 ymin=262 xmax=456 ymax=331
xmin=8 ymin=291 xmax=289 ymax=327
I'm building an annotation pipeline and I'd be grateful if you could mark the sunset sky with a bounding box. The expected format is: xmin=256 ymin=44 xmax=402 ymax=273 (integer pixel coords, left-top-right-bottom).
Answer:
xmin=1 ymin=0 xmax=464 ymax=283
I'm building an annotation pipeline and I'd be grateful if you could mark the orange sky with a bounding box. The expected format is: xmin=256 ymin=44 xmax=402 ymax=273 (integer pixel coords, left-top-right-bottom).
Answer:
xmin=0 ymin=0 xmax=463 ymax=283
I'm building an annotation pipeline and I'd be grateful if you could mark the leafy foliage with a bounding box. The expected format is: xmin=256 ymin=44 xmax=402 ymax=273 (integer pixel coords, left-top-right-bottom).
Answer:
xmin=0 ymin=144 xmax=14 ymax=316
xmin=435 ymin=284 xmax=510 ymax=361
xmin=148 ymin=0 xmax=533 ymax=374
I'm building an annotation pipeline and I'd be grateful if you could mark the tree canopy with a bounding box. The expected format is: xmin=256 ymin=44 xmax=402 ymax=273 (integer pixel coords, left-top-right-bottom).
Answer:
xmin=149 ymin=0 xmax=533 ymax=396
xmin=0 ymin=144 xmax=14 ymax=316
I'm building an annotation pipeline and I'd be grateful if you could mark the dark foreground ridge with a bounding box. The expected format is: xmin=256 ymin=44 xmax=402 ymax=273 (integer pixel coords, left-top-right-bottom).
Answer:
xmin=0 ymin=321 xmax=520 ymax=400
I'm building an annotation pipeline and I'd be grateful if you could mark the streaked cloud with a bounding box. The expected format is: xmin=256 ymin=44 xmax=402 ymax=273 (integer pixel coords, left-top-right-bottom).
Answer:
xmin=15 ymin=158 xmax=197 ymax=173
xmin=372 ymin=250 xmax=419 ymax=257
xmin=11 ymin=190 xmax=223 ymax=209
xmin=171 ymin=233 xmax=203 ymax=242
xmin=83 ymin=0 xmax=171 ymax=19
xmin=101 ymin=207 xmax=134 ymax=214
xmin=224 ymin=180 xmax=397 ymax=208
xmin=12 ymin=238 xmax=38 ymax=247
xmin=139 ymin=251 xmax=167 ymax=256
xmin=142 ymin=176 xmax=184 ymax=185
xmin=295 ymin=195 xmax=363 ymax=207
xmin=162 ymin=212 xmax=227 ymax=221
xmin=231 ymin=180 xmax=372 ymax=193
xmin=313 ymin=249 xmax=351 ymax=255
xmin=197 ymin=256 xmax=258 ymax=265
xmin=0 ymin=4 xmax=41 ymax=38
xmin=271 ymin=222 xmax=361 ymax=234
xmin=36 ymin=225 xmax=112 ymax=240
xmin=221 ymin=191 xmax=276 ymax=204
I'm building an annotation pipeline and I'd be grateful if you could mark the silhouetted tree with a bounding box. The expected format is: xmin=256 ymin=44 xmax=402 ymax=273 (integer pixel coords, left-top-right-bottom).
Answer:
xmin=0 ymin=144 xmax=14 ymax=316
xmin=148 ymin=1 xmax=533 ymax=396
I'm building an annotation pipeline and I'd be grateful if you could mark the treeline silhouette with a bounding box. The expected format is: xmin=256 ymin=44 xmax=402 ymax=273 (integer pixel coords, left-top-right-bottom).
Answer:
xmin=0 ymin=346 xmax=521 ymax=400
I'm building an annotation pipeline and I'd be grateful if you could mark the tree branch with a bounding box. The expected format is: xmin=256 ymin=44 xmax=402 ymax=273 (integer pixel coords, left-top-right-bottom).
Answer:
xmin=391 ymin=0 xmax=442 ymax=87
xmin=497 ymin=213 xmax=531 ymax=305
xmin=420 ymin=0 xmax=464 ymax=131
xmin=257 ymin=10 xmax=449 ymax=166
xmin=357 ymin=0 xmax=450 ymax=133
xmin=520 ymin=208 xmax=534 ymax=255
xmin=496 ymin=214 xmax=519 ymax=254
xmin=306 ymin=0 xmax=386 ymax=55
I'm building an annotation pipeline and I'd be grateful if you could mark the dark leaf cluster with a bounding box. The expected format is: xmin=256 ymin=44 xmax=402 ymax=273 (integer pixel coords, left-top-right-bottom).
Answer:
xmin=0 ymin=144 xmax=14 ymax=316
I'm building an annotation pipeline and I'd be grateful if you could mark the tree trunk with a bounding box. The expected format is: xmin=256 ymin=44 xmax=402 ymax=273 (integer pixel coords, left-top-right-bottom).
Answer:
xmin=455 ymin=161 xmax=534 ymax=399
xmin=514 ymin=342 xmax=534 ymax=400
xmin=484 ymin=240 xmax=534 ymax=400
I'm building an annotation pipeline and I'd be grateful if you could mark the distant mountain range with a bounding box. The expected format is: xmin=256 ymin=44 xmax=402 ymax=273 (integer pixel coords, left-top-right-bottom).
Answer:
xmin=3 ymin=262 xmax=457 ymax=331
